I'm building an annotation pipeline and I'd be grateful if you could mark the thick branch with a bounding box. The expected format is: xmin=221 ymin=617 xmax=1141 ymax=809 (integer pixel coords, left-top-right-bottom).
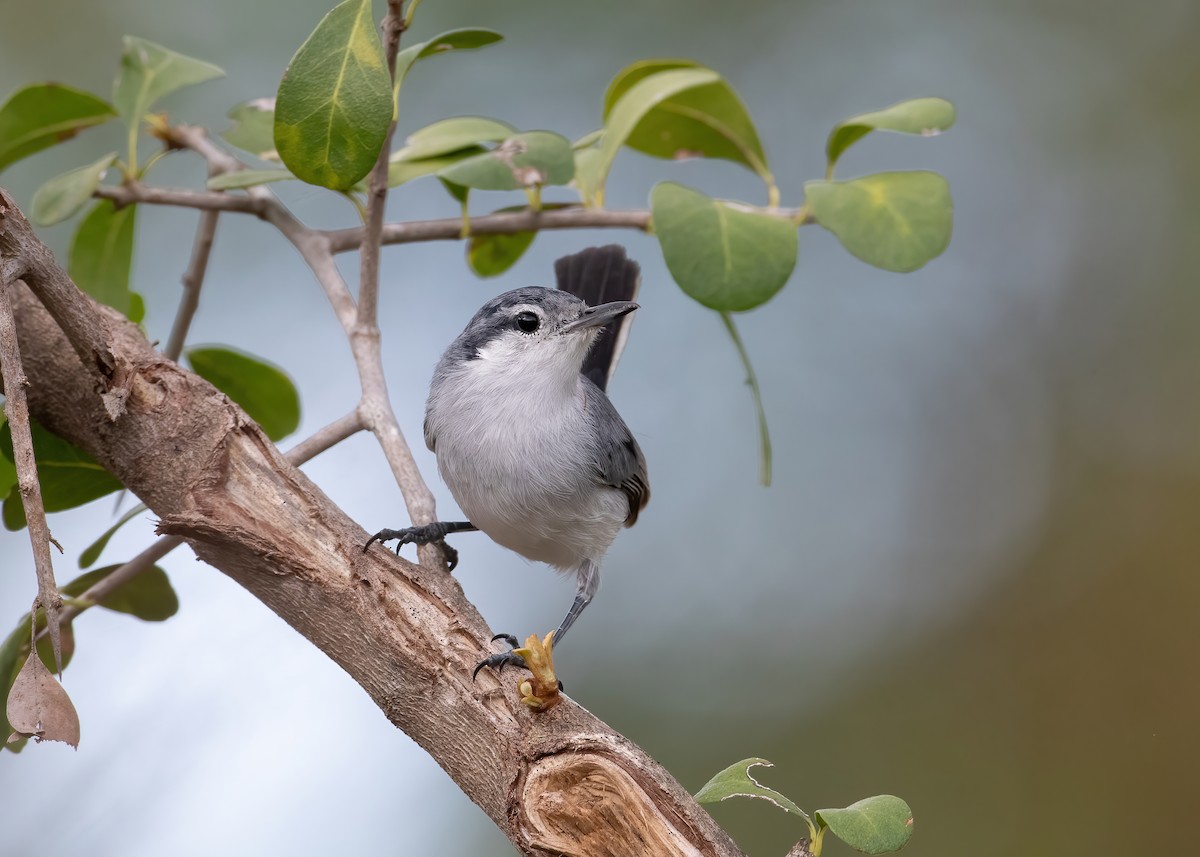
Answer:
xmin=0 ymin=275 xmax=64 ymax=671
xmin=4 ymin=189 xmax=741 ymax=857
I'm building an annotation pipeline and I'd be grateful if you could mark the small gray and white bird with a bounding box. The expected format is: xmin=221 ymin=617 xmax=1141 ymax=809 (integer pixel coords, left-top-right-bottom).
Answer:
xmin=366 ymin=245 xmax=648 ymax=676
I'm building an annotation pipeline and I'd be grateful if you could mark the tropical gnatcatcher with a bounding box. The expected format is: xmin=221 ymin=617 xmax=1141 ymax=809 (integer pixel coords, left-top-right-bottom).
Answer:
xmin=366 ymin=245 xmax=648 ymax=677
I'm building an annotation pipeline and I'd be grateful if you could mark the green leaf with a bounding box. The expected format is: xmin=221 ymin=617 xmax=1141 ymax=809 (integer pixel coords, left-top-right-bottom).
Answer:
xmin=0 ymin=420 xmax=16 ymax=501
xmin=274 ymin=0 xmax=393 ymax=190
xmin=437 ymin=131 xmax=574 ymax=191
xmin=595 ymin=67 xmax=720 ymax=202
xmin=222 ymin=99 xmax=278 ymax=160
xmin=571 ymin=144 xmax=604 ymax=207
xmin=79 ymin=503 xmax=148 ymax=569
xmin=387 ymin=148 xmax=484 ymax=188
xmin=395 ymin=28 xmax=503 ymax=89
xmin=113 ymin=36 xmax=223 ymax=131
xmin=62 ymin=564 xmax=179 ymax=621
xmin=396 ymin=116 xmax=516 ymax=161
xmin=0 ymin=83 xmax=116 ymax=174
xmin=695 ymin=758 xmax=809 ymax=821
xmin=1 ymin=420 xmax=122 ymax=530
xmin=207 ymin=168 xmax=296 ymax=190
xmin=826 ymin=97 xmax=955 ymax=170
xmin=34 ymin=617 xmax=75 ymax=673
xmin=68 ymin=199 xmax=143 ymax=322
xmin=468 ymin=229 xmax=535 ymax=277
xmin=816 ymin=795 xmax=914 ymax=854
xmin=603 ymin=59 xmax=769 ymax=179
xmin=805 ymin=171 xmax=952 ymax=273
xmin=186 ymin=346 xmax=300 ymax=441
xmin=31 ymin=151 xmax=119 ymax=226
xmin=651 ymin=181 xmax=797 ymax=312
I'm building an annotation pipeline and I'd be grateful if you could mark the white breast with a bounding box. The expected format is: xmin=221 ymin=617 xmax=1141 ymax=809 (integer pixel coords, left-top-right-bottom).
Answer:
xmin=426 ymin=342 xmax=626 ymax=570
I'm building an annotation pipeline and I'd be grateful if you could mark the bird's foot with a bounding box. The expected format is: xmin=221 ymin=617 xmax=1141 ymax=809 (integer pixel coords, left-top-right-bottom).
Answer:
xmin=473 ymin=631 xmax=562 ymax=711
xmin=363 ymin=524 xmax=459 ymax=571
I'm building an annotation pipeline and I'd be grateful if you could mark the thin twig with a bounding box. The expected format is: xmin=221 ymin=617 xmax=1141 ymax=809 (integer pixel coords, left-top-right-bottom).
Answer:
xmin=0 ymin=275 xmax=65 ymax=673
xmin=283 ymin=409 xmax=364 ymax=463
xmin=164 ymin=208 xmax=220 ymax=361
xmin=95 ymin=183 xmax=262 ymax=215
xmin=355 ymin=0 xmax=407 ymax=330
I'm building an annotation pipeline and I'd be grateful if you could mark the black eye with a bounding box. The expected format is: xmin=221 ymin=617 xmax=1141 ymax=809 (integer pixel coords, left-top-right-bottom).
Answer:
xmin=514 ymin=311 xmax=540 ymax=333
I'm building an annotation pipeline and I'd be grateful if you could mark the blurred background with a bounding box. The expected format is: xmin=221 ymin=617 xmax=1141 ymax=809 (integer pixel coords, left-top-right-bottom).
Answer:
xmin=2 ymin=0 xmax=1198 ymax=854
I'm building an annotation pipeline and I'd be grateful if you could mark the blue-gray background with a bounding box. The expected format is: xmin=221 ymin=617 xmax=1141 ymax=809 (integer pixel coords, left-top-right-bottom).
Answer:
xmin=2 ymin=1 xmax=1198 ymax=855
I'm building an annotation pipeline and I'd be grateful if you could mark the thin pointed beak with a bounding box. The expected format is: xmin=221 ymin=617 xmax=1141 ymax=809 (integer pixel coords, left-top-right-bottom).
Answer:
xmin=560 ymin=301 xmax=639 ymax=334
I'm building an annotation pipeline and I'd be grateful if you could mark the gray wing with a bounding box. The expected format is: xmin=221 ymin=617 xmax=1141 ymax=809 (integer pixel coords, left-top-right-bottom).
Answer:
xmin=582 ymin=377 xmax=649 ymax=526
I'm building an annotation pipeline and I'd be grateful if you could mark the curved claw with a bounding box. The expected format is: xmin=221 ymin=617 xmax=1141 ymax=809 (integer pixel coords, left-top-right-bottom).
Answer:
xmin=473 ymin=650 xmax=528 ymax=680
xmin=491 ymin=632 xmax=520 ymax=648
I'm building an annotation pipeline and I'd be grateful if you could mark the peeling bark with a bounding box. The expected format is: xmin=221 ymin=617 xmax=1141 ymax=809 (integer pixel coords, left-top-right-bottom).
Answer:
xmin=1 ymin=190 xmax=742 ymax=857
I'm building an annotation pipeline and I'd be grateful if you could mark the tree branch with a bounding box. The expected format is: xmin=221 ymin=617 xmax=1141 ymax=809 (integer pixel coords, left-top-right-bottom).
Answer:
xmin=3 ymin=185 xmax=743 ymax=857
xmin=0 ymin=273 xmax=64 ymax=672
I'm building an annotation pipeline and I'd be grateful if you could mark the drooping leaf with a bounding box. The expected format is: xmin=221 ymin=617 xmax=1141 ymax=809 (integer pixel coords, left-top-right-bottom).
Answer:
xmin=186 ymin=346 xmax=300 ymax=441
xmin=603 ymin=59 xmax=769 ymax=179
xmin=395 ymin=116 xmax=516 ymax=161
xmin=594 ymin=67 xmax=720 ymax=202
xmin=62 ymin=564 xmax=179 ymax=621
xmin=31 ymin=151 xmax=119 ymax=226
xmin=468 ymin=229 xmax=535 ymax=277
xmin=68 ymin=199 xmax=143 ymax=322
xmin=0 ymin=83 xmax=116 ymax=174
xmin=395 ymin=28 xmax=503 ymax=90
xmin=804 ymin=171 xmax=952 ymax=272
xmin=651 ymin=181 xmax=797 ymax=312
xmin=78 ymin=503 xmax=148 ymax=569
xmin=816 ymin=795 xmax=914 ymax=854
xmin=222 ymin=98 xmax=278 ymax=160
xmin=387 ymin=148 xmax=484 ymax=189
xmin=571 ymin=143 xmax=604 ymax=207
xmin=826 ymin=97 xmax=955 ymax=170
xmin=5 ymin=643 xmax=80 ymax=748
xmin=695 ymin=758 xmax=809 ymax=821
xmin=437 ymin=131 xmax=574 ymax=191
xmin=207 ymin=168 xmax=296 ymax=190
xmin=274 ymin=0 xmax=393 ymax=190
xmin=1 ymin=420 xmax=122 ymax=530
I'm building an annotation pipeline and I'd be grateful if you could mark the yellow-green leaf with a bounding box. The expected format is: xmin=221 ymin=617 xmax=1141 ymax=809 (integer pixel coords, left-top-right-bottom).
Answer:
xmin=436 ymin=131 xmax=574 ymax=191
xmin=112 ymin=36 xmax=224 ymax=126
xmin=816 ymin=795 xmax=914 ymax=854
xmin=805 ymin=171 xmax=952 ymax=272
xmin=826 ymin=97 xmax=955 ymax=170
xmin=595 ymin=67 xmax=720 ymax=202
xmin=395 ymin=116 xmax=516 ymax=161
xmin=31 ymin=151 xmax=118 ymax=226
xmin=651 ymin=181 xmax=796 ymax=311
xmin=274 ymin=0 xmax=393 ymax=190
xmin=223 ymin=98 xmax=278 ymax=160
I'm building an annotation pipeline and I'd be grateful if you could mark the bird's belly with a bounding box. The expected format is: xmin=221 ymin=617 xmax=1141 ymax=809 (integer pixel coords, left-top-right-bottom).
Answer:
xmin=436 ymin=431 xmax=625 ymax=569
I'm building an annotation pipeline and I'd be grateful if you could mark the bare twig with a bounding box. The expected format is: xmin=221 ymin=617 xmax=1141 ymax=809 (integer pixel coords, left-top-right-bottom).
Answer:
xmin=283 ymin=409 xmax=364 ymax=463
xmin=95 ymin=183 xmax=262 ymax=215
xmin=356 ymin=0 xmax=407 ymax=329
xmin=164 ymin=208 xmax=220 ymax=361
xmin=0 ymin=275 xmax=64 ymax=672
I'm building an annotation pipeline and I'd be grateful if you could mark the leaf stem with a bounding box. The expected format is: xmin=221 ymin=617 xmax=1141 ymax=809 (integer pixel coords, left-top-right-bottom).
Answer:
xmin=719 ymin=311 xmax=772 ymax=486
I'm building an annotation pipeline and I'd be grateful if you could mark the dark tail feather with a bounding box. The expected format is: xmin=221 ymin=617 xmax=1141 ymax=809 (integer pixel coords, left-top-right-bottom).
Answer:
xmin=555 ymin=245 xmax=641 ymax=392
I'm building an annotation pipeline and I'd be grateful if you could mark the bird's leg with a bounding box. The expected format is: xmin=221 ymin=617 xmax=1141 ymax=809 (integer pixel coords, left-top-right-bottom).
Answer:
xmin=363 ymin=521 xmax=477 ymax=571
xmin=474 ymin=561 xmax=600 ymax=709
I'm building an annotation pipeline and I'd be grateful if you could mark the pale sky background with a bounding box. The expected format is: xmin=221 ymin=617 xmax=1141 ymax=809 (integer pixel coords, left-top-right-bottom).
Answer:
xmin=2 ymin=1 xmax=1198 ymax=855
